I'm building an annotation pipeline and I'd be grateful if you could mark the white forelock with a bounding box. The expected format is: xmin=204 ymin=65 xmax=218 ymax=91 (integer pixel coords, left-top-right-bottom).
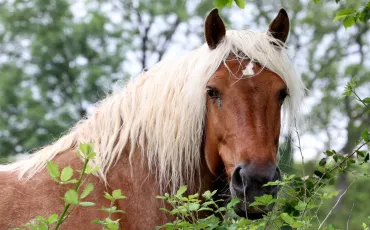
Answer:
xmin=2 ymin=29 xmax=304 ymax=193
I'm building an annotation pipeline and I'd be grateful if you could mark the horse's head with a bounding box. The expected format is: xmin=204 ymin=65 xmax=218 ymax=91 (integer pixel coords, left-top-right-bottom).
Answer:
xmin=203 ymin=9 xmax=290 ymax=219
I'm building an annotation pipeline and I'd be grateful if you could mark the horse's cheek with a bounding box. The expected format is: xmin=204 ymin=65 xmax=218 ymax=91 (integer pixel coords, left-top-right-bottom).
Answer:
xmin=205 ymin=148 xmax=223 ymax=176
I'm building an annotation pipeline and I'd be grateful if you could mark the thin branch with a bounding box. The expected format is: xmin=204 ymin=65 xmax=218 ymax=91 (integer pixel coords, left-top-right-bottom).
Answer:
xmin=294 ymin=120 xmax=307 ymax=202
xmin=318 ymin=180 xmax=355 ymax=230
xmin=346 ymin=202 xmax=355 ymax=230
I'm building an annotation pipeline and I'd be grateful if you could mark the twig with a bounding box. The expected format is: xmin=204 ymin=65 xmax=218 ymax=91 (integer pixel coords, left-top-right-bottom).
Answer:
xmin=347 ymin=203 xmax=355 ymax=230
xmin=318 ymin=180 xmax=355 ymax=230
xmin=294 ymin=120 xmax=307 ymax=202
xmin=352 ymin=90 xmax=370 ymax=111
xmin=55 ymin=157 xmax=89 ymax=230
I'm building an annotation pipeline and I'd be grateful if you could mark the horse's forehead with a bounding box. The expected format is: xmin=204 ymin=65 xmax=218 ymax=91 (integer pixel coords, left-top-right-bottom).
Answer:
xmin=210 ymin=58 xmax=285 ymax=88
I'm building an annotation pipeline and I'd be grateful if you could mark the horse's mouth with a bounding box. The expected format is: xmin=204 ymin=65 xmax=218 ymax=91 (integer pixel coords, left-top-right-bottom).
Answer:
xmin=233 ymin=202 xmax=271 ymax=219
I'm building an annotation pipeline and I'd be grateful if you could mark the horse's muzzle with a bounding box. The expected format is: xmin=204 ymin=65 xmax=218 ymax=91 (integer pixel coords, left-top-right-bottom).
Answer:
xmin=230 ymin=163 xmax=281 ymax=219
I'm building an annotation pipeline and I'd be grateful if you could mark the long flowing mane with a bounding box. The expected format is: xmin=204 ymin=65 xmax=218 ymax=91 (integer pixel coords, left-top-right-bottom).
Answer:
xmin=1 ymin=30 xmax=304 ymax=192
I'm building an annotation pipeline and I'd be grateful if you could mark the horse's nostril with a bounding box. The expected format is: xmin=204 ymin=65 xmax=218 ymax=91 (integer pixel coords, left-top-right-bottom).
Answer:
xmin=231 ymin=165 xmax=247 ymax=194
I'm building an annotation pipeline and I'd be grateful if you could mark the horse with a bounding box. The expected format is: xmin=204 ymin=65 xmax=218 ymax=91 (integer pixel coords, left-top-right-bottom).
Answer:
xmin=0 ymin=8 xmax=304 ymax=229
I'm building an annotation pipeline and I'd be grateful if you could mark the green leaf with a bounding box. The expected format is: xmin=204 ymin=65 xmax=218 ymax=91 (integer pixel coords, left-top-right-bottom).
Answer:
xmin=226 ymin=0 xmax=233 ymax=8
xmin=79 ymin=143 xmax=93 ymax=153
xmin=214 ymin=0 xmax=228 ymax=8
xmin=86 ymin=165 xmax=100 ymax=174
xmin=64 ymin=189 xmax=79 ymax=205
xmin=365 ymin=153 xmax=370 ymax=162
xmin=281 ymin=213 xmax=303 ymax=228
xmin=47 ymin=161 xmax=60 ymax=179
xmin=176 ymin=185 xmax=187 ymax=196
xmin=357 ymin=150 xmax=365 ymax=158
xmin=202 ymin=190 xmax=212 ymax=200
xmin=325 ymin=150 xmax=336 ymax=156
xmin=359 ymin=7 xmax=370 ymax=23
xmin=80 ymin=183 xmax=94 ymax=199
xmin=104 ymin=192 xmax=114 ymax=201
xmin=343 ymin=16 xmax=356 ymax=29
xmin=336 ymin=9 xmax=357 ymax=17
xmin=334 ymin=9 xmax=357 ymax=22
xmin=35 ymin=216 xmax=48 ymax=222
xmin=87 ymin=151 xmax=96 ymax=160
xmin=281 ymin=213 xmax=295 ymax=225
xmin=62 ymin=179 xmax=79 ymax=184
xmin=227 ymin=197 xmax=240 ymax=209
xmin=313 ymin=0 xmax=320 ymax=3
xmin=249 ymin=194 xmax=276 ymax=206
xmin=107 ymin=222 xmax=119 ymax=230
xmin=79 ymin=143 xmax=94 ymax=158
xmin=79 ymin=201 xmax=96 ymax=207
xmin=112 ymin=189 xmax=126 ymax=199
xmin=234 ymin=0 xmax=245 ymax=9
xmin=362 ymin=129 xmax=370 ymax=142
xmin=91 ymin=219 xmax=103 ymax=225
xmin=60 ymin=166 xmax=73 ymax=182
xmin=322 ymin=190 xmax=339 ymax=199
xmin=319 ymin=157 xmax=327 ymax=166
xmin=363 ymin=97 xmax=370 ymax=104
xmin=187 ymin=203 xmax=200 ymax=211
xmin=112 ymin=189 xmax=122 ymax=199
xmin=47 ymin=214 xmax=59 ymax=224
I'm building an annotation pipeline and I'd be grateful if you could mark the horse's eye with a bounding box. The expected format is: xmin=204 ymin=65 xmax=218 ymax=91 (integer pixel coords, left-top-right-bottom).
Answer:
xmin=206 ymin=87 xmax=220 ymax=99
xmin=279 ymin=89 xmax=289 ymax=106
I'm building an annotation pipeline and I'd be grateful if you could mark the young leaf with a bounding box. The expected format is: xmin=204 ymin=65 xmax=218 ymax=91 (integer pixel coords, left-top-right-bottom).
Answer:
xmin=176 ymin=185 xmax=187 ymax=196
xmin=234 ymin=0 xmax=245 ymax=9
xmin=361 ymin=129 xmax=369 ymax=142
xmin=226 ymin=197 xmax=240 ymax=209
xmin=79 ymin=202 xmax=96 ymax=207
xmin=60 ymin=166 xmax=73 ymax=182
xmin=343 ymin=15 xmax=356 ymax=28
xmin=91 ymin=219 xmax=104 ymax=225
xmin=214 ymin=0 xmax=228 ymax=8
xmin=86 ymin=165 xmax=100 ymax=174
xmin=80 ymin=183 xmax=94 ymax=199
xmin=47 ymin=214 xmax=59 ymax=224
xmin=281 ymin=213 xmax=294 ymax=225
xmin=104 ymin=192 xmax=114 ymax=201
xmin=79 ymin=143 xmax=94 ymax=157
xmin=187 ymin=203 xmax=200 ymax=211
xmin=363 ymin=97 xmax=370 ymax=104
xmin=336 ymin=9 xmax=357 ymax=17
xmin=322 ymin=190 xmax=339 ymax=199
xmin=47 ymin=161 xmax=60 ymax=178
xmin=319 ymin=157 xmax=327 ymax=166
xmin=64 ymin=189 xmax=79 ymax=205
xmin=226 ymin=0 xmax=233 ymax=8
xmin=87 ymin=151 xmax=96 ymax=160
xmin=112 ymin=189 xmax=122 ymax=199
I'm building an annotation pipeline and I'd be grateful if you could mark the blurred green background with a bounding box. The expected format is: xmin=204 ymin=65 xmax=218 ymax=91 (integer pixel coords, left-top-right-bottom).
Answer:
xmin=0 ymin=0 xmax=369 ymax=228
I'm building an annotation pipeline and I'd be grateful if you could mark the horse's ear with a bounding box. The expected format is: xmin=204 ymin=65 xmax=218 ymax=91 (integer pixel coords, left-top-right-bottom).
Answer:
xmin=204 ymin=8 xmax=226 ymax=49
xmin=268 ymin=8 xmax=290 ymax=45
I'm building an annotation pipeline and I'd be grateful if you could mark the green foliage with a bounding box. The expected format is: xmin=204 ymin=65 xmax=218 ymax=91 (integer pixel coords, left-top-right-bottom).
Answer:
xmin=156 ymin=186 xmax=249 ymax=229
xmin=214 ymin=0 xmax=245 ymax=9
xmin=16 ymin=143 xmax=102 ymax=230
xmin=314 ymin=0 xmax=370 ymax=28
xmin=92 ymin=189 xmax=126 ymax=230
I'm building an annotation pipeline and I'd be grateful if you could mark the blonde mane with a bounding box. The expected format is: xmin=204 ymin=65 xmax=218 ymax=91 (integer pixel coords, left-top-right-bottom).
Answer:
xmin=2 ymin=30 xmax=304 ymax=193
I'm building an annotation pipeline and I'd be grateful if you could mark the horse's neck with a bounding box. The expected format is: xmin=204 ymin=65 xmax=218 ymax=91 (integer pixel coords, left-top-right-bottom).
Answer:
xmin=106 ymin=148 xmax=218 ymax=195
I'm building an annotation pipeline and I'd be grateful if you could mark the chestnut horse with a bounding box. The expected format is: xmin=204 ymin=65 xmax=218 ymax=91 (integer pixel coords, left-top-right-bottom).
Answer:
xmin=0 ymin=8 xmax=303 ymax=229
